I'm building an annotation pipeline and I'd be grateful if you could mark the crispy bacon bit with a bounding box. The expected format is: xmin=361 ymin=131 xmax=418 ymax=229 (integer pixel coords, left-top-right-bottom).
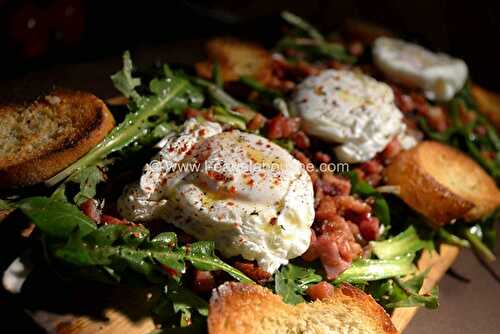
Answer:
xmin=359 ymin=159 xmax=384 ymax=186
xmin=101 ymin=215 xmax=128 ymax=225
xmin=347 ymin=40 xmax=364 ymax=57
xmin=293 ymin=150 xmax=318 ymax=183
xmin=314 ymin=151 xmax=332 ymax=164
xmin=184 ymin=107 xmax=214 ymax=121
xmin=266 ymin=115 xmax=301 ymax=140
xmin=302 ymin=229 xmax=319 ymax=261
xmin=392 ymin=87 xmax=415 ymax=113
xmin=247 ymin=113 xmax=267 ymax=131
xmin=320 ymin=173 xmax=351 ymax=196
xmin=296 ymin=60 xmax=321 ymax=76
xmin=427 ymin=106 xmax=448 ymax=132
xmin=291 ymin=131 xmax=310 ymax=149
xmin=184 ymin=107 xmax=202 ymax=119
xmin=160 ymin=264 xmax=179 ymax=278
xmin=381 ymin=137 xmax=402 ymax=161
xmin=334 ymin=195 xmax=371 ymax=216
xmin=233 ymin=261 xmax=271 ymax=283
xmin=80 ymin=199 xmax=100 ymax=223
xmin=359 ymin=216 xmax=380 ymax=241
xmin=315 ymin=196 xmax=338 ymax=221
xmin=192 ymin=270 xmax=215 ymax=294
xmin=306 ymin=281 xmax=335 ymax=300
xmin=327 ymin=59 xmax=349 ymax=70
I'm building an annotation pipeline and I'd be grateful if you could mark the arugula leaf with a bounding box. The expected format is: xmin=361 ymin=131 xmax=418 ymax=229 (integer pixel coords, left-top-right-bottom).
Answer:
xmin=371 ymin=226 xmax=433 ymax=260
xmin=0 ymin=198 xmax=14 ymax=210
xmin=334 ymin=254 xmax=416 ymax=284
xmin=185 ymin=241 xmax=253 ymax=283
xmin=281 ymin=11 xmax=325 ymax=42
xmin=212 ymin=61 xmax=223 ymax=88
xmin=212 ymin=106 xmax=247 ymax=130
xmin=70 ymin=166 xmax=105 ymax=205
xmin=366 ymin=270 xmax=439 ymax=310
xmin=47 ymin=220 xmax=251 ymax=284
xmin=239 ymin=76 xmax=283 ymax=100
xmin=110 ymin=51 xmax=141 ymax=102
xmin=46 ymin=52 xmax=204 ymax=187
xmin=274 ymin=263 xmax=322 ymax=304
xmin=18 ymin=197 xmax=96 ymax=238
xmin=168 ymin=283 xmax=209 ymax=327
xmin=388 ymin=269 xmax=439 ymax=309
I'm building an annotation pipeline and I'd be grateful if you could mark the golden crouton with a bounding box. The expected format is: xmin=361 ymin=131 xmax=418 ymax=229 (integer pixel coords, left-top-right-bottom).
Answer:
xmin=384 ymin=141 xmax=500 ymax=225
xmin=208 ymin=282 xmax=397 ymax=334
xmin=471 ymin=83 xmax=500 ymax=130
xmin=195 ymin=37 xmax=273 ymax=84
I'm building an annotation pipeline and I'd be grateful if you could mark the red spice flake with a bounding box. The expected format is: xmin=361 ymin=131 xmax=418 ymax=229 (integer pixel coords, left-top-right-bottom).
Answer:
xmin=228 ymin=186 xmax=237 ymax=194
xmin=269 ymin=217 xmax=277 ymax=225
xmin=198 ymin=128 xmax=206 ymax=137
xmin=207 ymin=170 xmax=230 ymax=182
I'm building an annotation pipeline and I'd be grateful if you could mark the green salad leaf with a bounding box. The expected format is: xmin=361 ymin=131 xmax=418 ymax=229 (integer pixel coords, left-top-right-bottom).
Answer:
xmin=274 ymin=263 xmax=322 ymax=304
xmin=70 ymin=165 xmax=105 ymax=206
xmin=371 ymin=226 xmax=433 ymax=260
xmin=18 ymin=197 xmax=96 ymax=238
xmin=366 ymin=269 xmax=439 ymax=310
xmin=185 ymin=241 xmax=253 ymax=283
xmin=279 ymin=11 xmax=355 ymax=63
xmin=334 ymin=254 xmax=416 ymax=284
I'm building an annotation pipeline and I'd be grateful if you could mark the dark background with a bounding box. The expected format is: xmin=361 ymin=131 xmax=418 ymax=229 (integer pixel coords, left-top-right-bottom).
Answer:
xmin=0 ymin=0 xmax=500 ymax=89
xmin=0 ymin=1 xmax=499 ymax=333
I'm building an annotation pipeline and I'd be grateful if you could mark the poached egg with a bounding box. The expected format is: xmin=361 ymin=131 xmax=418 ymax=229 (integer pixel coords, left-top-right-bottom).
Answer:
xmin=373 ymin=37 xmax=468 ymax=101
xmin=118 ymin=119 xmax=315 ymax=273
xmin=291 ymin=69 xmax=416 ymax=163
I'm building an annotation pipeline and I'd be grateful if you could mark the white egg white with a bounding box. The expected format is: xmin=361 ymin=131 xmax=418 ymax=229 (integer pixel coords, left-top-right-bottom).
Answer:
xmin=118 ymin=119 xmax=315 ymax=273
xmin=291 ymin=69 xmax=415 ymax=163
xmin=373 ymin=37 xmax=468 ymax=101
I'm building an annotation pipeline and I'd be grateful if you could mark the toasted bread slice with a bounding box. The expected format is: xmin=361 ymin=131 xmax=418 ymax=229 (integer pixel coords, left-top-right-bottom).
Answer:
xmin=384 ymin=141 xmax=500 ymax=224
xmin=195 ymin=37 xmax=273 ymax=84
xmin=470 ymin=83 xmax=500 ymax=130
xmin=0 ymin=90 xmax=115 ymax=188
xmin=208 ymin=282 xmax=397 ymax=334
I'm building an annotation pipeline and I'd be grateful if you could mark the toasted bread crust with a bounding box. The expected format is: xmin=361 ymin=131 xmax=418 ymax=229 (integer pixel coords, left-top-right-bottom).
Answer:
xmin=471 ymin=83 xmax=500 ymax=130
xmin=195 ymin=37 xmax=273 ymax=84
xmin=385 ymin=141 xmax=500 ymax=224
xmin=208 ymin=282 xmax=397 ymax=334
xmin=0 ymin=90 xmax=115 ymax=188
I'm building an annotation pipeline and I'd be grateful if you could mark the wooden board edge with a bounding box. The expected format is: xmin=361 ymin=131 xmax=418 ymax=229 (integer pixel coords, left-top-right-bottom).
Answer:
xmin=391 ymin=244 xmax=461 ymax=333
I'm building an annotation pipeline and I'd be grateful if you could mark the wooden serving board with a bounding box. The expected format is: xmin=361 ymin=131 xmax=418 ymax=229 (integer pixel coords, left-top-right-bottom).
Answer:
xmin=30 ymin=244 xmax=460 ymax=334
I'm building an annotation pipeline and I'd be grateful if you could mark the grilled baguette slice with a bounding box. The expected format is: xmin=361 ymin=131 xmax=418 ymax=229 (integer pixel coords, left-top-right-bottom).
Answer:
xmin=471 ymin=83 xmax=500 ymax=130
xmin=384 ymin=141 xmax=500 ymax=225
xmin=208 ymin=282 xmax=398 ymax=334
xmin=195 ymin=37 xmax=273 ymax=84
xmin=0 ymin=90 xmax=115 ymax=188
